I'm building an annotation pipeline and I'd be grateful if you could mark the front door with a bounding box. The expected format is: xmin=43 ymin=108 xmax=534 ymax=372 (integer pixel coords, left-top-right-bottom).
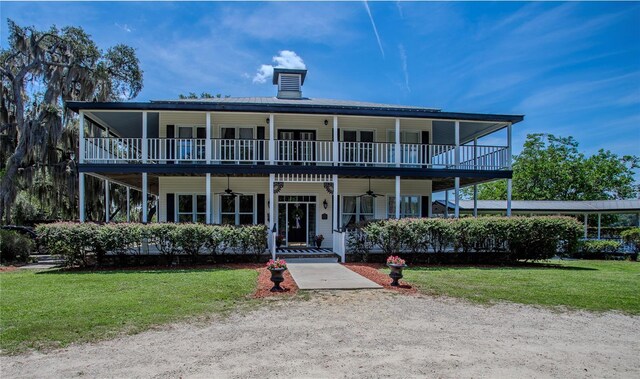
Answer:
xmin=287 ymin=203 xmax=307 ymax=246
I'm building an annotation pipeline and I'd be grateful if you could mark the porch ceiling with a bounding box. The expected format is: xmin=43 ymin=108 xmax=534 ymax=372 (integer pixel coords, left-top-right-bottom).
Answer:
xmin=87 ymin=173 xmax=160 ymax=195
xmin=89 ymin=111 xmax=160 ymax=138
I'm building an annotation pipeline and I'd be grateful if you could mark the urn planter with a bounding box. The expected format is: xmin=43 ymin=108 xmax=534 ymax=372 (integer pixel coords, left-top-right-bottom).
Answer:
xmin=268 ymin=267 xmax=286 ymax=292
xmin=387 ymin=264 xmax=407 ymax=286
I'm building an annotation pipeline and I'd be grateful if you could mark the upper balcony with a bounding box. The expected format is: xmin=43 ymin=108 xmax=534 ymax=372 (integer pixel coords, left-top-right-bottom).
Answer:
xmin=82 ymin=137 xmax=509 ymax=170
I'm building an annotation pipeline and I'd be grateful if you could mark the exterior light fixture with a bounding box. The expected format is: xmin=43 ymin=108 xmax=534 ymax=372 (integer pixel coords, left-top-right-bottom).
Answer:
xmin=266 ymin=117 xmax=270 ymax=124
xmin=323 ymin=199 xmax=328 ymax=209
xmin=324 ymin=119 xmax=328 ymax=126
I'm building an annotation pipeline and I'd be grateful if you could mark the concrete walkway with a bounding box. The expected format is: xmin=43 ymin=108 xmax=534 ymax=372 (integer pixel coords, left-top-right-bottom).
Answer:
xmin=287 ymin=263 xmax=382 ymax=290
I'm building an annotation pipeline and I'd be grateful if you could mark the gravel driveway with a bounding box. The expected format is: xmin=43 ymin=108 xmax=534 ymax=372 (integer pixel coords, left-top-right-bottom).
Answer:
xmin=2 ymin=290 xmax=638 ymax=378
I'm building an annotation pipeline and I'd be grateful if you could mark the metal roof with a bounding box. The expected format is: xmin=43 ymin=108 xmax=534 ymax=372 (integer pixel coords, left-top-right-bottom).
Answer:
xmin=150 ymin=96 xmax=442 ymax=111
xmin=435 ymin=199 xmax=640 ymax=213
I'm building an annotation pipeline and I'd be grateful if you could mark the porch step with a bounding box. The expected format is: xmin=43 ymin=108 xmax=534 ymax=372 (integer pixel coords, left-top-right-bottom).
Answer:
xmin=284 ymin=257 xmax=339 ymax=263
xmin=276 ymin=248 xmax=339 ymax=261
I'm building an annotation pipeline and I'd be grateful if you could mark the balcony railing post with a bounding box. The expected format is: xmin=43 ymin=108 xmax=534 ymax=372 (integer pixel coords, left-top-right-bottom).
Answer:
xmin=79 ymin=110 xmax=85 ymax=163
xmin=142 ymin=111 xmax=148 ymax=163
xmin=206 ymin=112 xmax=212 ymax=163
xmin=454 ymin=121 xmax=460 ymax=168
xmin=333 ymin=116 xmax=338 ymax=166
xmin=269 ymin=114 xmax=275 ymax=164
xmin=395 ymin=118 xmax=400 ymax=167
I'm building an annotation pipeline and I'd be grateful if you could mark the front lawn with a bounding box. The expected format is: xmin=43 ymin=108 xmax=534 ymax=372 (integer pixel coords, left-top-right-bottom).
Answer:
xmin=0 ymin=268 xmax=257 ymax=354
xmin=401 ymin=260 xmax=640 ymax=314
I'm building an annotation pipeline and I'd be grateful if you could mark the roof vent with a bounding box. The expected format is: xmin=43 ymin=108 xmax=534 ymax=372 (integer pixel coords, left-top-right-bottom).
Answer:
xmin=273 ymin=68 xmax=307 ymax=99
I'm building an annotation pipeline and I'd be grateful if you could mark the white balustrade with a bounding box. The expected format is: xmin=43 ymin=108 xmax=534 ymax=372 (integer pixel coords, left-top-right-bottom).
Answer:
xmin=84 ymin=137 xmax=142 ymax=163
xmin=276 ymin=140 xmax=333 ymax=164
xmin=82 ymin=137 xmax=508 ymax=170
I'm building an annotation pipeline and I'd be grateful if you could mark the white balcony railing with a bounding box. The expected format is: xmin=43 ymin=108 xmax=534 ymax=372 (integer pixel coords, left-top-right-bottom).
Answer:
xmin=82 ymin=138 xmax=509 ymax=170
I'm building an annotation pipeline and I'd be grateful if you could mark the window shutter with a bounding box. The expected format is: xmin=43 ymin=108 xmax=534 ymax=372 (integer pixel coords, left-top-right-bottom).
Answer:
xmin=196 ymin=128 xmax=206 ymax=138
xmin=257 ymin=194 xmax=265 ymax=224
xmin=421 ymin=196 xmax=430 ymax=218
xmin=167 ymin=193 xmax=175 ymax=222
xmin=166 ymin=125 xmax=175 ymax=164
xmin=337 ymin=195 xmax=341 ymax=230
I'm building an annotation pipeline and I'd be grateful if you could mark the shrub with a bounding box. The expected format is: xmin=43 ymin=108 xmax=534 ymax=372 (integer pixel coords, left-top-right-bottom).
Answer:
xmin=0 ymin=230 xmax=33 ymax=263
xmin=36 ymin=223 xmax=98 ymax=267
xmin=579 ymin=240 xmax=622 ymax=256
xmin=235 ymin=225 xmax=267 ymax=261
xmin=346 ymin=221 xmax=374 ymax=262
xmin=347 ymin=216 xmax=582 ymax=262
xmin=621 ymin=228 xmax=640 ymax=254
xmin=145 ymin=223 xmax=178 ymax=265
xmin=172 ymin=224 xmax=210 ymax=261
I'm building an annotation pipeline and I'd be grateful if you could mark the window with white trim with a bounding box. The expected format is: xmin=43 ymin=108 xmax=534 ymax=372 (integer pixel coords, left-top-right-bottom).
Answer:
xmin=342 ymin=196 xmax=375 ymax=227
xmin=220 ymin=194 xmax=255 ymax=225
xmin=388 ymin=196 xmax=421 ymax=218
xmin=177 ymin=194 xmax=206 ymax=223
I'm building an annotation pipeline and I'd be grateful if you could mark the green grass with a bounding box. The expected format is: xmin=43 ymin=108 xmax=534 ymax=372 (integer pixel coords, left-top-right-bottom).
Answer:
xmin=0 ymin=268 xmax=257 ymax=354
xmin=399 ymin=260 xmax=640 ymax=314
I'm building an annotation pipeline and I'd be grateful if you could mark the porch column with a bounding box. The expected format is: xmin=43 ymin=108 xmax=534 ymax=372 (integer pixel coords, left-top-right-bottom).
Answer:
xmin=332 ymin=174 xmax=339 ymax=253
xmin=105 ymin=180 xmax=110 ymax=223
xmin=333 ymin=116 xmax=339 ymax=166
xmin=205 ymin=173 xmax=211 ymax=224
xmin=395 ymin=118 xmax=401 ymax=167
xmin=142 ymin=172 xmax=148 ymax=223
xmin=142 ymin=111 xmax=148 ymax=163
xmin=269 ymin=173 xmax=275 ymax=260
xmin=597 ymin=213 xmax=601 ymax=240
xmin=454 ymin=177 xmax=460 ymax=218
xmin=473 ymin=185 xmax=478 ymax=218
xmin=444 ymin=190 xmax=449 ymax=218
xmin=206 ymin=112 xmax=212 ymax=163
xmin=506 ymin=179 xmax=512 ymax=217
xmin=126 ymin=186 xmax=131 ymax=222
xmin=268 ymin=114 xmax=275 ymax=164
xmin=79 ymin=111 xmax=85 ymax=164
xmin=507 ymin=122 xmax=513 ymax=169
xmin=395 ymin=176 xmax=401 ymax=219
xmin=455 ymin=121 xmax=460 ymax=168
xmin=79 ymin=173 xmax=85 ymax=222
xmin=584 ymin=214 xmax=588 ymax=239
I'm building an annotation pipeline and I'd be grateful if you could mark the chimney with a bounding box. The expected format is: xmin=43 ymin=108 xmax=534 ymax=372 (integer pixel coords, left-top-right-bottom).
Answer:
xmin=273 ymin=68 xmax=307 ymax=99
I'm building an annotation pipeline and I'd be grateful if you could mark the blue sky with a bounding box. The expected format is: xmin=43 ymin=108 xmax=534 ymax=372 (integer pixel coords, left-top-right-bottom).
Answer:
xmin=1 ymin=1 xmax=639 ymax=158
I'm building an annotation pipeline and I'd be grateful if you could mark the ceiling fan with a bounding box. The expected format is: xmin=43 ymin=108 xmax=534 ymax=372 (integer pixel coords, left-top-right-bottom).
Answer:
xmin=215 ymin=176 xmax=243 ymax=199
xmin=358 ymin=178 xmax=384 ymax=198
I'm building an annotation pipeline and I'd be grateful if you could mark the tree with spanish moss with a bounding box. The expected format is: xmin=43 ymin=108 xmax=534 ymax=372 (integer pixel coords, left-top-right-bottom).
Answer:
xmin=0 ymin=20 xmax=143 ymax=223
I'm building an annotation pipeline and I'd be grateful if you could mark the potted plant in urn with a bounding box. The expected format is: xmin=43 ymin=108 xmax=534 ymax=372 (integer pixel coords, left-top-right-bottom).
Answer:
xmin=275 ymin=234 xmax=285 ymax=249
xmin=266 ymin=259 xmax=287 ymax=292
xmin=314 ymin=234 xmax=324 ymax=248
xmin=386 ymin=255 xmax=407 ymax=286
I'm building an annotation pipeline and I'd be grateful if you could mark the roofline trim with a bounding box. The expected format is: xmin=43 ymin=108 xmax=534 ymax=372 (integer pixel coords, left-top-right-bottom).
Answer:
xmin=67 ymin=101 xmax=524 ymax=123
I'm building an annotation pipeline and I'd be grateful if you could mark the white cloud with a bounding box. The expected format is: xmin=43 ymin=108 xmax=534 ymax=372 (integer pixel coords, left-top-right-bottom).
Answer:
xmin=115 ymin=23 xmax=132 ymax=32
xmin=253 ymin=51 xmax=306 ymax=84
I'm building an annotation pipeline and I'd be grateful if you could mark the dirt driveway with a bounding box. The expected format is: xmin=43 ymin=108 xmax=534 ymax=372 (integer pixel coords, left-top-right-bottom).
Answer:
xmin=2 ymin=290 xmax=639 ymax=378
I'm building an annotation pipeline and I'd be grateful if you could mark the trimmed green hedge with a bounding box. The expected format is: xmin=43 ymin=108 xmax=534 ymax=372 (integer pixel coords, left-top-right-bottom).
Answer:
xmin=621 ymin=228 xmax=640 ymax=254
xmin=347 ymin=216 xmax=582 ymax=262
xmin=578 ymin=240 xmax=622 ymax=256
xmin=36 ymin=223 xmax=267 ymax=267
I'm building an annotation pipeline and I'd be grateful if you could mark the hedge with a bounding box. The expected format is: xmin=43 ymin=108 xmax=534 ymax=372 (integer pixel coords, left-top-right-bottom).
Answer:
xmin=621 ymin=228 xmax=640 ymax=254
xmin=347 ymin=216 xmax=582 ymax=262
xmin=36 ymin=223 xmax=268 ymax=267
xmin=578 ymin=240 xmax=622 ymax=256
xmin=0 ymin=230 xmax=34 ymax=264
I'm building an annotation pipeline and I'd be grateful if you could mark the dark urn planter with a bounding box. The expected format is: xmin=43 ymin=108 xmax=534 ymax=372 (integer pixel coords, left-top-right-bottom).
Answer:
xmin=388 ymin=264 xmax=407 ymax=286
xmin=315 ymin=241 xmax=322 ymax=249
xmin=268 ymin=267 xmax=286 ymax=292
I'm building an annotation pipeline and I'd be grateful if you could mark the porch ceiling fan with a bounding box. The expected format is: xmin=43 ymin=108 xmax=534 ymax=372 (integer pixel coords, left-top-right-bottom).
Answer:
xmin=215 ymin=176 xmax=243 ymax=199
xmin=358 ymin=177 xmax=384 ymax=198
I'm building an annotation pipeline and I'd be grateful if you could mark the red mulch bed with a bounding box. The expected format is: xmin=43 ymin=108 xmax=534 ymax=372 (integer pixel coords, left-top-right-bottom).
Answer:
xmin=0 ymin=265 xmax=18 ymax=273
xmin=344 ymin=263 xmax=418 ymax=294
xmin=253 ymin=267 xmax=298 ymax=298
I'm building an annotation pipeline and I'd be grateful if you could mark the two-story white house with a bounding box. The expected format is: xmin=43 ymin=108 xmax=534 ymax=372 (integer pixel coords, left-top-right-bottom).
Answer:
xmin=67 ymin=68 xmax=523 ymax=261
